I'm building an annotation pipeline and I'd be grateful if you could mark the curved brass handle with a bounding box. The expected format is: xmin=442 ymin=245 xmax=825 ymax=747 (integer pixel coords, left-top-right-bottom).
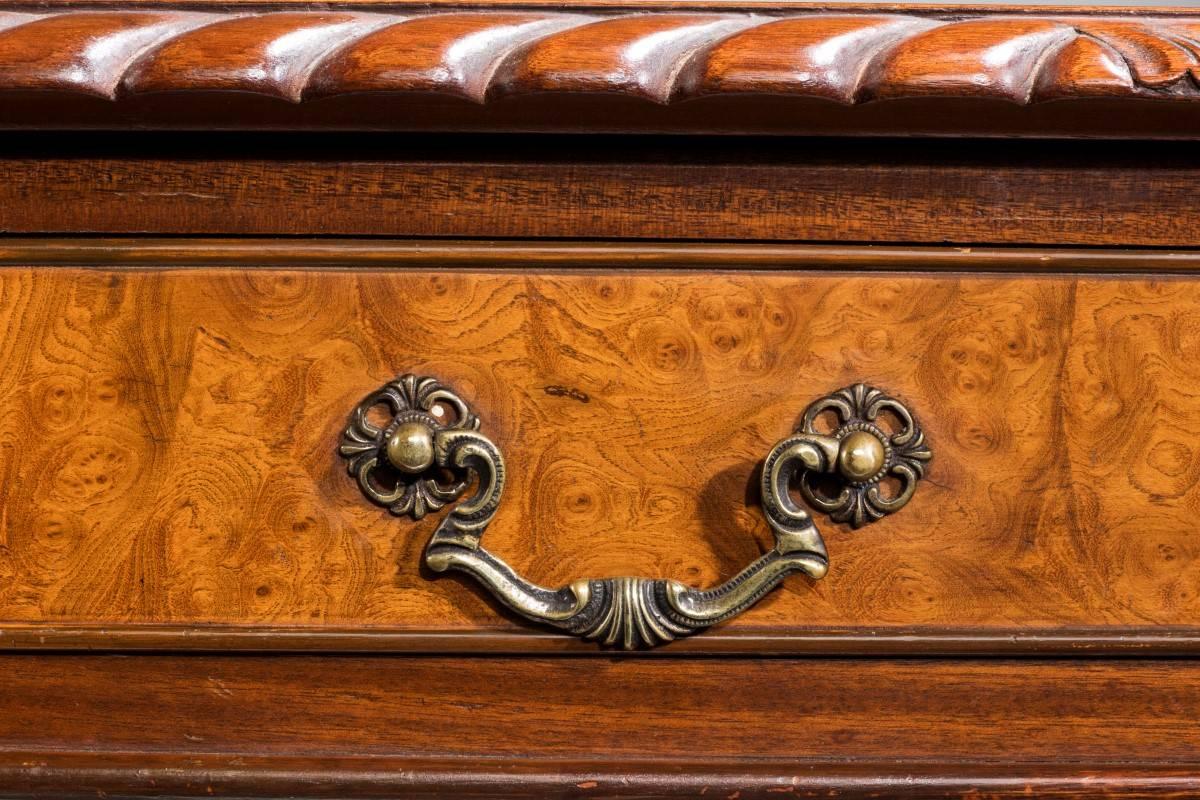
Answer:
xmin=340 ymin=375 xmax=930 ymax=648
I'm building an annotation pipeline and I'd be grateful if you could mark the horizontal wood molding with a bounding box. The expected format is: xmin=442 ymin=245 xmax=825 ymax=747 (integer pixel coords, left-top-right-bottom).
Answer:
xmin=2 ymin=7 xmax=1200 ymax=135
xmin=4 ymin=623 xmax=1200 ymax=655
xmin=4 ymin=238 xmax=1200 ymax=272
xmin=4 ymin=752 xmax=1199 ymax=798
xmin=5 ymin=142 xmax=1200 ymax=245
xmin=3 ymin=656 xmax=1200 ymax=797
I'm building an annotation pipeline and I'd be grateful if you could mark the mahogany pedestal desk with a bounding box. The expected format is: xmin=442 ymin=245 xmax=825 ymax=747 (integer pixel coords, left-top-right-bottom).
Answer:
xmin=1 ymin=1 xmax=1199 ymax=796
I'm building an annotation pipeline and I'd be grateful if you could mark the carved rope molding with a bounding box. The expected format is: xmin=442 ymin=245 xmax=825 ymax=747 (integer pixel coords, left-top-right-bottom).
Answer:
xmin=1 ymin=9 xmax=1200 ymax=106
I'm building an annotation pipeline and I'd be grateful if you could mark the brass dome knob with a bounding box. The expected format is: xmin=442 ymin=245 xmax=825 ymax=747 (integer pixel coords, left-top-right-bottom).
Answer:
xmin=836 ymin=430 xmax=886 ymax=482
xmin=386 ymin=420 xmax=436 ymax=474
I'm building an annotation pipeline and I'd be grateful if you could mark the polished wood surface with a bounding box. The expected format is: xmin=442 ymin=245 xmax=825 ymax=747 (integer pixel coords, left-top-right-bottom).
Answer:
xmin=2 ymin=655 xmax=1200 ymax=797
xmin=2 ymin=6 xmax=1200 ymax=135
xmin=2 ymin=260 xmax=1200 ymax=652
xmin=4 ymin=136 xmax=1200 ymax=246
xmin=14 ymin=4 xmax=1198 ymax=103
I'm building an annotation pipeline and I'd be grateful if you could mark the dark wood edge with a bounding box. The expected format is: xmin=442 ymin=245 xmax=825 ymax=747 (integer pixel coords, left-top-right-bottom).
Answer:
xmin=2 ymin=751 xmax=1198 ymax=798
xmin=4 ymin=623 xmax=1200 ymax=655
xmin=3 ymin=238 xmax=1200 ymax=273
xmin=4 ymin=6 xmax=1200 ymax=136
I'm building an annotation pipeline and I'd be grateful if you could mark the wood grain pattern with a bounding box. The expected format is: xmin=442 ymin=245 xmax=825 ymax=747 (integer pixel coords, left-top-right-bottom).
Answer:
xmin=3 ymin=262 xmax=1200 ymax=651
xmin=5 ymin=138 xmax=1200 ymax=246
xmin=2 ymin=657 xmax=1200 ymax=767
xmin=3 ymin=7 xmax=1200 ymax=134
xmin=2 ymin=656 xmax=1200 ymax=798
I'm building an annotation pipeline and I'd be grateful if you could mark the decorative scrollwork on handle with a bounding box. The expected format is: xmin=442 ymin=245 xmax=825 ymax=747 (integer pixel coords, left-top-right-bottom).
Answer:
xmin=340 ymin=375 xmax=930 ymax=648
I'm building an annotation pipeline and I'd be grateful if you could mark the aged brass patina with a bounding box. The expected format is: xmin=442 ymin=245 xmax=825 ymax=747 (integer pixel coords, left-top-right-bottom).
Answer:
xmin=339 ymin=375 xmax=480 ymax=519
xmin=340 ymin=375 xmax=930 ymax=648
xmin=385 ymin=420 xmax=437 ymax=474
xmin=797 ymin=384 xmax=933 ymax=528
xmin=837 ymin=430 xmax=887 ymax=481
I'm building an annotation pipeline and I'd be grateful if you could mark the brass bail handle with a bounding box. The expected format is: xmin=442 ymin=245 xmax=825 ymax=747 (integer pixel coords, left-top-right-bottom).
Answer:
xmin=340 ymin=375 xmax=931 ymax=649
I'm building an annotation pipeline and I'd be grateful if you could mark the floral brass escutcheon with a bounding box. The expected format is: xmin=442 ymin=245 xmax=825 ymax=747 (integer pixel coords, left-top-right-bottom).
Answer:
xmin=798 ymin=384 xmax=932 ymax=528
xmin=338 ymin=374 xmax=480 ymax=519
xmin=339 ymin=375 xmax=930 ymax=648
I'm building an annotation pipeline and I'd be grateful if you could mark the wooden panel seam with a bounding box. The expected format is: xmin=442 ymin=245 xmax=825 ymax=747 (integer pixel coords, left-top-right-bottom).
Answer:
xmin=4 ymin=239 xmax=1200 ymax=272
xmin=2 ymin=752 xmax=1199 ymax=798
xmin=5 ymin=623 xmax=1200 ymax=655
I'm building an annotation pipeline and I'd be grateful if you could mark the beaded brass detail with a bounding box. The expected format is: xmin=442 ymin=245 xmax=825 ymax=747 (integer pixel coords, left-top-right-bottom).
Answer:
xmin=338 ymin=374 xmax=480 ymax=520
xmin=798 ymin=384 xmax=932 ymax=528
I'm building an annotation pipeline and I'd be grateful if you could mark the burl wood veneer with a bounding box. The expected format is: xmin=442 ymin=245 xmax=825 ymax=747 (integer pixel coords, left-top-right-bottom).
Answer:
xmin=1 ymin=261 xmax=1199 ymax=653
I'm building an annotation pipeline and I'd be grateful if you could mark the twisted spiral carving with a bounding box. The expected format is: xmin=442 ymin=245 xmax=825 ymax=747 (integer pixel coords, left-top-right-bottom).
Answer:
xmin=1 ymin=8 xmax=1199 ymax=108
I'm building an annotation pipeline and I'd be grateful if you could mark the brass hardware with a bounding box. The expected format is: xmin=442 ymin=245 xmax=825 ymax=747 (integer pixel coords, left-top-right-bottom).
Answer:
xmin=386 ymin=420 xmax=438 ymax=474
xmin=837 ymin=430 xmax=886 ymax=481
xmin=797 ymin=384 xmax=932 ymax=528
xmin=339 ymin=375 xmax=480 ymax=519
xmin=340 ymin=375 xmax=930 ymax=648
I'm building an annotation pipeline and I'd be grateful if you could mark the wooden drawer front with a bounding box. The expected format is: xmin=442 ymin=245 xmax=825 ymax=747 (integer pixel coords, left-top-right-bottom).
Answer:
xmin=1 ymin=254 xmax=1198 ymax=653
xmin=2 ymin=655 xmax=1200 ymax=798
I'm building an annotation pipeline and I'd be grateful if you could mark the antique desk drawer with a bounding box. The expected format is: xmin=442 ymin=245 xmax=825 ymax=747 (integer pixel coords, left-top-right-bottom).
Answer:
xmin=4 ymin=0 xmax=1200 ymax=792
xmin=2 ymin=246 xmax=1198 ymax=655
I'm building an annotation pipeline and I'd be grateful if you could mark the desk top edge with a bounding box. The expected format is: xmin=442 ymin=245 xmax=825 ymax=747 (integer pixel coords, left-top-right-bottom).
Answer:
xmin=2 ymin=3 xmax=1200 ymax=136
